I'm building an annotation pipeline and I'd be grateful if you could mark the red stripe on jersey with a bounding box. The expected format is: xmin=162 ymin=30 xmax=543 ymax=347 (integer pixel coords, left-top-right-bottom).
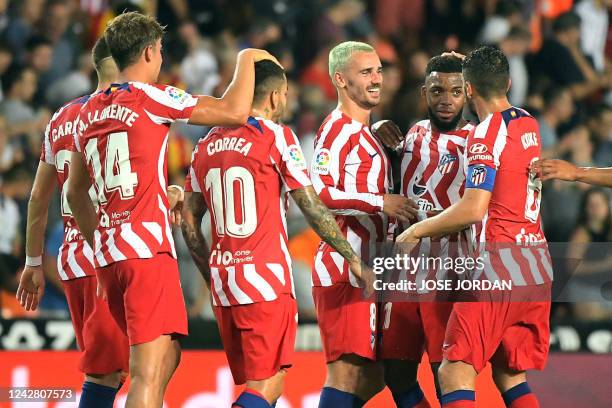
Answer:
xmin=483 ymin=112 xmax=503 ymax=143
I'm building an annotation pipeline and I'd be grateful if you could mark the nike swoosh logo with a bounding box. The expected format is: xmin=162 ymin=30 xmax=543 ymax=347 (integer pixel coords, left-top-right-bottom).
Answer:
xmin=369 ymin=152 xmax=378 ymax=158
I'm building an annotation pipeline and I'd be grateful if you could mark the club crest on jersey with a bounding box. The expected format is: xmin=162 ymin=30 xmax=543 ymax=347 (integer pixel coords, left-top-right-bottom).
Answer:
xmin=470 ymin=166 xmax=487 ymax=186
xmin=165 ymin=86 xmax=189 ymax=104
xmin=412 ymin=176 xmax=427 ymax=197
xmin=438 ymin=154 xmax=457 ymax=175
xmin=312 ymin=148 xmax=331 ymax=175
xmin=287 ymin=144 xmax=307 ymax=169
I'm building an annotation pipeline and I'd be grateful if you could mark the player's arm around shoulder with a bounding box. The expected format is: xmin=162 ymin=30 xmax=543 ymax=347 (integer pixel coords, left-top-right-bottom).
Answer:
xmin=289 ymin=185 xmax=373 ymax=291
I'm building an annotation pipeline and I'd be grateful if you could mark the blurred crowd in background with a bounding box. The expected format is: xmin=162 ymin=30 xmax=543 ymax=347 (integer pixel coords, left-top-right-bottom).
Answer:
xmin=0 ymin=0 xmax=611 ymax=323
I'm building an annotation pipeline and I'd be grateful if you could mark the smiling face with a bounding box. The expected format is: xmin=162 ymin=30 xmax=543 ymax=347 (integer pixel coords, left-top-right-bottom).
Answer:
xmin=423 ymin=71 xmax=465 ymax=131
xmin=337 ymin=51 xmax=383 ymax=109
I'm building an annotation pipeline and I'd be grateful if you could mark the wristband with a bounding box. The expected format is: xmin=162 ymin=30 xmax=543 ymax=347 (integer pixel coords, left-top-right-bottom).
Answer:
xmin=25 ymin=255 xmax=43 ymax=267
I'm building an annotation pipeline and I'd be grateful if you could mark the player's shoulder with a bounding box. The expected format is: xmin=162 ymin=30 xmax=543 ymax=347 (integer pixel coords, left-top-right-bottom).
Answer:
xmin=472 ymin=111 xmax=507 ymax=141
xmin=408 ymin=119 xmax=430 ymax=135
xmin=130 ymin=81 xmax=193 ymax=106
xmin=316 ymin=109 xmax=362 ymax=143
xmin=53 ymin=94 xmax=90 ymax=120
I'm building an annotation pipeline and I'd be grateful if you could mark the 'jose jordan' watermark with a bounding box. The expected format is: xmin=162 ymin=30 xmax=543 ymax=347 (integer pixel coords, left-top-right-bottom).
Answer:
xmin=371 ymin=254 xmax=514 ymax=292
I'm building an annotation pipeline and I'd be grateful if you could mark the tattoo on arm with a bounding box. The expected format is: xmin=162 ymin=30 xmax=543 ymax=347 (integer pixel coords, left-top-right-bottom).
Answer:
xmin=290 ymin=186 xmax=358 ymax=263
xmin=181 ymin=192 xmax=211 ymax=284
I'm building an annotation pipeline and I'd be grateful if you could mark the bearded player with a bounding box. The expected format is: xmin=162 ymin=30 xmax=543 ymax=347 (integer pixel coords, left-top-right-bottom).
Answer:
xmin=182 ymin=59 xmax=371 ymax=408
xmin=397 ymin=46 xmax=551 ymax=408
xmin=311 ymin=41 xmax=418 ymax=408
xmin=16 ymin=37 xmax=130 ymax=408
xmin=374 ymin=54 xmax=474 ymax=408
xmin=66 ymin=12 xmax=278 ymax=407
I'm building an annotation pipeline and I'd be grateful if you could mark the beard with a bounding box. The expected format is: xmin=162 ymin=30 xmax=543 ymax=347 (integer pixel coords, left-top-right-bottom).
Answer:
xmin=428 ymin=106 xmax=463 ymax=132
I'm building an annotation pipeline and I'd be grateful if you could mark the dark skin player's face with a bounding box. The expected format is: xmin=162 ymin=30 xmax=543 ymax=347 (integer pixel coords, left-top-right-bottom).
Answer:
xmin=422 ymin=72 xmax=465 ymax=131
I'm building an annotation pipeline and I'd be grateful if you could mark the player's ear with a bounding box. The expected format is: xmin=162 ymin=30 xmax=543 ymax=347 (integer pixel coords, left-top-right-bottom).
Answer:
xmin=144 ymin=44 xmax=154 ymax=63
xmin=420 ymin=85 xmax=426 ymax=98
xmin=334 ymin=72 xmax=346 ymax=88
xmin=507 ymin=78 xmax=512 ymax=93
xmin=270 ymin=89 xmax=280 ymax=110
xmin=465 ymin=82 xmax=473 ymax=99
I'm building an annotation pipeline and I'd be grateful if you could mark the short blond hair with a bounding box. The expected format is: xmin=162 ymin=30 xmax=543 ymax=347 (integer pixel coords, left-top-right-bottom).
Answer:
xmin=328 ymin=41 xmax=375 ymax=85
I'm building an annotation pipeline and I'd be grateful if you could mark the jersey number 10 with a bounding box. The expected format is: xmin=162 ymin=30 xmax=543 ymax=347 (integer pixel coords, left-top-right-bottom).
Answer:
xmin=205 ymin=167 xmax=257 ymax=238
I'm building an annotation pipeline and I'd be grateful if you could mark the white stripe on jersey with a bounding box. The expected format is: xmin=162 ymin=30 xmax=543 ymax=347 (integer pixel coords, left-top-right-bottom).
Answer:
xmin=499 ymin=247 xmax=527 ymax=286
xmin=521 ymin=247 xmax=544 ymax=284
xmin=244 ymin=264 xmax=277 ymax=301
xmin=279 ymin=233 xmax=296 ymax=297
xmin=538 ymin=248 xmax=554 ymax=280
xmin=189 ymin=166 xmax=201 ymax=192
xmin=93 ymin=230 xmax=107 ymax=266
xmin=267 ymin=263 xmax=285 ymax=285
xmin=120 ymin=223 xmax=153 ymax=258
xmin=227 ymin=266 xmax=254 ymax=304
xmin=56 ymin=246 xmax=69 ymax=280
xmin=132 ymin=82 xmax=198 ymax=117
xmin=82 ymin=242 xmax=95 ymax=268
xmin=106 ymin=228 xmax=127 ymax=262
xmin=67 ymin=242 xmax=86 ymax=277
xmin=345 ymin=227 xmax=361 ymax=288
xmin=492 ymin=121 xmax=508 ymax=168
xmin=314 ymin=251 xmax=332 ymax=287
xmin=211 ymin=267 xmax=230 ymax=306
xmin=143 ymin=222 xmax=163 ymax=245
xmin=158 ymin=195 xmax=176 ymax=258
xmin=264 ymin=118 xmax=312 ymax=188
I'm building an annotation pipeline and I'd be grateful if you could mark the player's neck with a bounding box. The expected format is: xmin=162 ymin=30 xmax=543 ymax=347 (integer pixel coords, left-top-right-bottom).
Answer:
xmin=337 ymin=99 xmax=371 ymax=126
xmin=118 ymin=64 xmax=154 ymax=84
xmin=95 ymin=80 xmax=113 ymax=93
xmin=475 ymin=97 xmax=512 ymax=121
xmin=250 ymin=106 xmax=273 ymax=121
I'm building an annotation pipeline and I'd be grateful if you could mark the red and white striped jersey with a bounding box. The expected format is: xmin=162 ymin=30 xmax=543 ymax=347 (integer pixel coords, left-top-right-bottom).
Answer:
xmin=40 ymin=95 xmax=96 ymax=280
xmin=185 ymin=117 xmax=312 ymax=306
xmin=398 ymin=120 xmax=474 ymax=287
xmin=400 ymin=120 xmax=474 ymax=214
xmin=74 ymin=82 xmax=197 ymax=267
xmin=310 ymin=109 xmax=392 ymax=287
xmin=465 ymin=107 xmax=552 ymax=285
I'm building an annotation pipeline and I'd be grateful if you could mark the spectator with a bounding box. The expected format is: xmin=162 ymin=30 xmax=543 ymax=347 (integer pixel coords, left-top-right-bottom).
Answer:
xmin=575 ymin=0 xmax=611 ymax=73
xmin=498 ymin=25 xmax=533 ymax=106
xmin=534 ymin=11 xmax=611 ymax=101
xmin=0 ymin=41 xmax=13 ymax=102
xmin=25 ymin=36 xmax=53 ymax=106
xmin=45 ymin=51 xmax=94 ymax=109
xmin=479 ymin=0 xmax=523 ymax=44
xmin=177 ymin=20 xmax=220 ymax=97
xmin=0 ymin=114 xmax=23 ymax=172
xmin=0 ymin=66 xmax=48 ymax=155
xmin=538 ymin=87 xmax=575 ymax=157
xmin=42 ymin=0 xmax=80 ymax=83
xmin=567 ymin=187 xmax=612 ymax=320
xmin=3 ymin=0 xmax=45 ymax=62
xmin=588 ymin=104 xmax=612 ymax=166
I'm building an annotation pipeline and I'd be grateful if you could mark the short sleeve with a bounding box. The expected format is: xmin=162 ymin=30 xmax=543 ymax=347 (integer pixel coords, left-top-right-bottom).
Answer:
xmin=133 ymin=83 xmax=198 ymax=124
xmin=185 ymin=145 xmax=202 ymax=193
xmin=40 ymin=122 xmax=55 ymax=165
xmin=268 ymin=122 xmax=312 ymax=191
xmin=465 ymin=113 xmax=506 ymax=192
